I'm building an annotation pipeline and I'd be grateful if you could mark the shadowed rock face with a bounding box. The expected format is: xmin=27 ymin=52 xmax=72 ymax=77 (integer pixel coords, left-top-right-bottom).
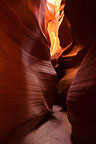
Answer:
xmin=0 ymin=0 xmax=57 ymax=143
xmin=67 ymin=39 xmax=96 ymax=144
xmin=59 ymin=16 xmax=72 ymax=49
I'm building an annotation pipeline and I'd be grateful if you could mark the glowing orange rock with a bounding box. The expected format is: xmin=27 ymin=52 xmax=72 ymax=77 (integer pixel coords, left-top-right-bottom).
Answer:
xmin=46 ymin=0 xmax=64 ymax=57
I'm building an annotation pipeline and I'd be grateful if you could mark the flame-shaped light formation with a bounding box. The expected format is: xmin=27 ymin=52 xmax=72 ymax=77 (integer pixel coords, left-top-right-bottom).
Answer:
xmin=46 ymin=0 xmax=64 ymax=57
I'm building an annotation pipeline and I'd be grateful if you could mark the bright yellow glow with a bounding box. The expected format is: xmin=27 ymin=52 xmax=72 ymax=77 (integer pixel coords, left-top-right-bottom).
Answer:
xmin=46 ymin=0 xmax=64 ymax=57
xmin=48 ymin=22 xmax=61 ymax=56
